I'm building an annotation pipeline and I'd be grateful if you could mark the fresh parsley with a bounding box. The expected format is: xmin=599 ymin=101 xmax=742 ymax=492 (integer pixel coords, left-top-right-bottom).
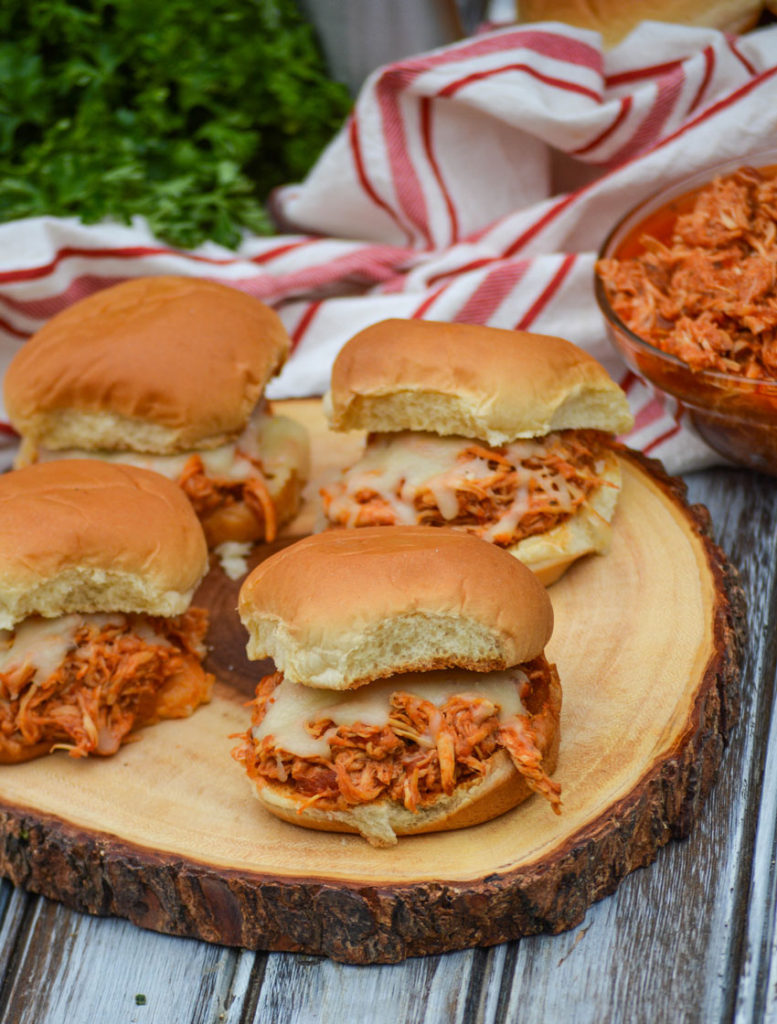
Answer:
xmin=0 ymin=0 xmax=352 ymax=248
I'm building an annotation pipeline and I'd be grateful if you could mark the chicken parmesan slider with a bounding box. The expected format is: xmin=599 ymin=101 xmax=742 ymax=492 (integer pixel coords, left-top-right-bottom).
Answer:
xmin=321 ymin=319 xmax=634 ymax=584
xmin=0 ymin=460 xmax=214 ymax=762
xmin=233 ymin=526 xmax=561 ymax=847
xmin=4 ymin=275 xmax=310 ymax=549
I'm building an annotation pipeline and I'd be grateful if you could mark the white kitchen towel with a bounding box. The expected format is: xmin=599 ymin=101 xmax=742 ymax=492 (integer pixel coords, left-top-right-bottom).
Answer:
xmin=1 ymin=20 xmax=776 ymax=473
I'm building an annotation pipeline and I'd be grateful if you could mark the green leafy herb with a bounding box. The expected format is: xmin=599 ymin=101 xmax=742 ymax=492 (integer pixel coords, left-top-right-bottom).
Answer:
xmin=135 ymin=994 xmax=147 ymax=1006
xmin=0 ymin=0 xmax=352 ymax=248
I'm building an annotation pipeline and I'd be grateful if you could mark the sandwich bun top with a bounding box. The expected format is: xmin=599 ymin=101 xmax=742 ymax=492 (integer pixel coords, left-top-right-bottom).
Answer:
xmin=4 ymin=276 xmax=290 ymax=454
xmin=325 ymin=319 xmax=634 ymax=444
xmin=0 ymin=460 xmax=209 ymax=629
xmin=239 ymin=525 xmax=553 ymax=690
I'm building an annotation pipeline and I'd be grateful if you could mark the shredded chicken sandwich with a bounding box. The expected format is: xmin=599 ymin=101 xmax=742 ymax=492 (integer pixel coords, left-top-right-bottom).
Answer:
xmin=0 ymin=609 xmax=213 ymax=762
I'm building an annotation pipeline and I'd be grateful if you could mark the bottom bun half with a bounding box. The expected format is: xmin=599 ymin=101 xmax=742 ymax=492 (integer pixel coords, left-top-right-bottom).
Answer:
xmin=249 ymin=736 xmax=559 ymax=848
xmin=243 ymin=666 xmax=561 ymax=848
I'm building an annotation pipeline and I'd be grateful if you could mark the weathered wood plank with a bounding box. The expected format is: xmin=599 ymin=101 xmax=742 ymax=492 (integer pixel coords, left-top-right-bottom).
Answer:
xmin=686 ymin=470 xmax=777 ymax=1024
xmin=725 ymin=472 xmax=777 ymax=1023
xmin=0 ymin=881 xmax=31 ymax=998
xmin=735 ymin=704 xmax=777 ymax=1024
xmin=220 ymin=951 xmax=267 ymax=1024
xmin=0 ymin=899 xmax=245 ymax=1024
xmin=252 ymin=949 xmax=480 ymax=1024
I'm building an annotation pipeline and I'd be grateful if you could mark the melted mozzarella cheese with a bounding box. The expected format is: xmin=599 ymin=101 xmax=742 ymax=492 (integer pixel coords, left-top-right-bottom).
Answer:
xmin=254 ymin=668 xmax=527 ymax=759
xmin=131 ymin=619 xmax=172 ymax=648
xmin=0 ymin=613 xmax=126 ymax=684
xmin=325 ymin=432 xmax=586 ymax=539
xmin=0 ymin=613 xmax=174 ymax=686
xmin=324 ymin=433 xmax=487 ymax=526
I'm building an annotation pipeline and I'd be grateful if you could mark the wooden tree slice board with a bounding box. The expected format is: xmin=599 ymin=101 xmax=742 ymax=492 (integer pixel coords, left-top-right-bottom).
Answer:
xmin=0 ymin=400 xmax=744 ymax=964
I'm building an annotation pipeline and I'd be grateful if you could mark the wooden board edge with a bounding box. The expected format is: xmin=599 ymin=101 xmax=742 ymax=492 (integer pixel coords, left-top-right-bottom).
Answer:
xmin=0 ymin=449 xmax=746 ymax=964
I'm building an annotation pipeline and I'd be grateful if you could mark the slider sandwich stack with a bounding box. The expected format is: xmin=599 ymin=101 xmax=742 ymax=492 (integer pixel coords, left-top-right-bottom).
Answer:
xmin=4 ymin=276 xmax=310 ymax=549
xmin=234 ymin=526 xmax=561 ymax=847
xmin=321 ymin=319 xmax=634 ymax=584
xmin=0 ymin=460 xmax=213 ymax=762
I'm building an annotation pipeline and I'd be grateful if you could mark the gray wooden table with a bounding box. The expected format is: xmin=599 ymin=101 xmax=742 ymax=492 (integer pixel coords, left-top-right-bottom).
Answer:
xmin=0 ymin=465 xmax=773 ymax=1024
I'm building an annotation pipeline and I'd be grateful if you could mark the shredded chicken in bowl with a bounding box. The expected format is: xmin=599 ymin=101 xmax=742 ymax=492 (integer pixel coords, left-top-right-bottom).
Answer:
xmin=596 ymin=165 xmax=777 ymax=379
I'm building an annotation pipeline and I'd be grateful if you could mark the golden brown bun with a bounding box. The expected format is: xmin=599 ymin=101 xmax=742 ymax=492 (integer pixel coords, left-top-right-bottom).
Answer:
xmin=516 ymin=0 xmax=763 ymax=48
xmin=0 ymin=460 xmax=209 ymax=629
xmin=4 ymin=276 xmax=290 ymax=454
xmin=239 ymin=526 xmax=553 ymax=689
xmin=248 ymin=663 xmax=561 ymax=846
xmin=326 ymin=319 xmax=634 ymax=443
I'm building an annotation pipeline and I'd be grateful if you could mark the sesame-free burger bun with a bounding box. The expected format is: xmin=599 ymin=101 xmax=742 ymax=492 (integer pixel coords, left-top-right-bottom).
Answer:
xmin=0 ymin=460 xmax=209 ymax=629
xmin=4 ymin=276 xmax=290 ymax=454
xmin=238 ymin=525 xmax=553 ymax=690
xmin=325 ymin=319 xmax=633 ymax=443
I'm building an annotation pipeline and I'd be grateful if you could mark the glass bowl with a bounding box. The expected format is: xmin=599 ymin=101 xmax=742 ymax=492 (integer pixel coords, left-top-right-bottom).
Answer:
xmin=594 ymin=152 xmax=777 ymax=475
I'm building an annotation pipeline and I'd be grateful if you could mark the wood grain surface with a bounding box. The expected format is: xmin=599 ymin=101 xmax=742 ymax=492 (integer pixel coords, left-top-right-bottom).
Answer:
xmin=0 ymin=402 xmax=744 ymax=967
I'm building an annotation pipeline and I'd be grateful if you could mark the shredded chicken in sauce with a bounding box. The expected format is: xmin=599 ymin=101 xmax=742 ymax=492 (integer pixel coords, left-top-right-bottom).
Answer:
xmin=233 ymin=660 xmax=562 ymax=815
xmin=178 ymin=452 xmax=277 ymax=541
xmin=321 ymin=430 xmax=612 ymax=546
xmin=0 ymin=609 xmax=213 ymax=761
xmin=597 ymin=166 xmax=777 ymax=377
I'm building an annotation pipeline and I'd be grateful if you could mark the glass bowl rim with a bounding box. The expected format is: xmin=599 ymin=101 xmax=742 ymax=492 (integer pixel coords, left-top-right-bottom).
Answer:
xmin=594 ymin=147 xmax=777 ymax=395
